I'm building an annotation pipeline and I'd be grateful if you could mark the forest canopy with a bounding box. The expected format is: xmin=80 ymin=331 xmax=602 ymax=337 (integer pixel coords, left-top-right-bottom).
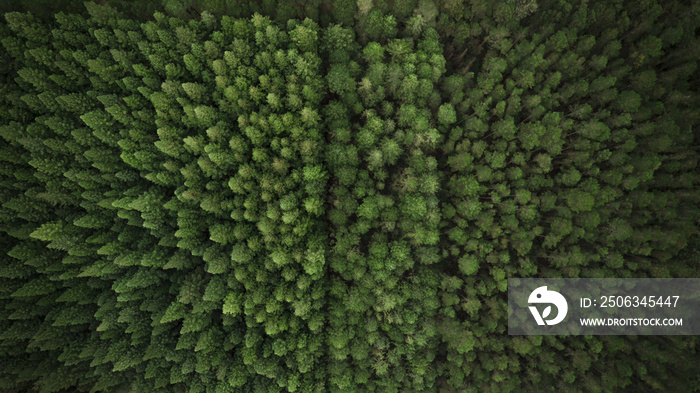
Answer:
xmin=0 ymin=0 xmax=698 ymax=392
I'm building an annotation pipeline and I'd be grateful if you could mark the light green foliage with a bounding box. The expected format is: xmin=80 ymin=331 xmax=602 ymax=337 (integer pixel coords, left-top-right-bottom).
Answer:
xmin=437 ymin=103 xmax=456 ymax=125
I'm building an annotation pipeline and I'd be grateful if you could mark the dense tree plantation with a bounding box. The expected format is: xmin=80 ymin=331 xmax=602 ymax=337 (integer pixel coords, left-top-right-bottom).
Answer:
xmin=0 ymin=0 xmax=698 ymax=392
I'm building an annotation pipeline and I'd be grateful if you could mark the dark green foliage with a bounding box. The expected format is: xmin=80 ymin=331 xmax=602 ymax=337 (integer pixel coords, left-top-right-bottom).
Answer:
xmin=436 ymin=0 xmax=700 ymax=391
xmin=0 ymin=1 xmax=698 ymax=392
